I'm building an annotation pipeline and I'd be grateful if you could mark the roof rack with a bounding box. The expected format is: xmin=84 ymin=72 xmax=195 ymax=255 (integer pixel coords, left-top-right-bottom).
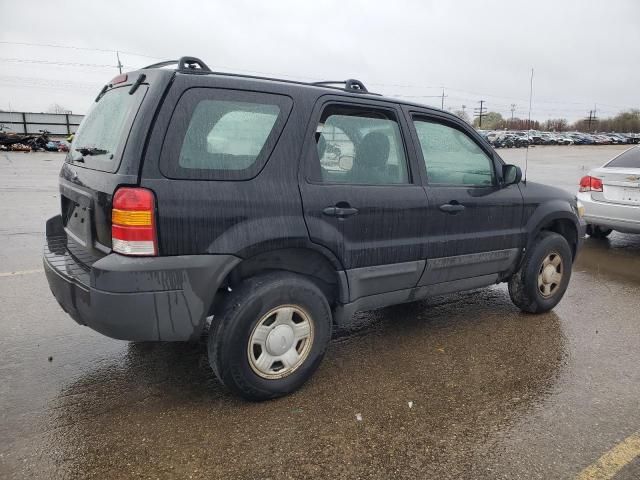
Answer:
xmin=142 ymin=57 xmax=376 ymax=95
xmin=142 ymin=56 xmax=211 ymax=73
xmin=312 ymin=79 xmax=369 ymax=93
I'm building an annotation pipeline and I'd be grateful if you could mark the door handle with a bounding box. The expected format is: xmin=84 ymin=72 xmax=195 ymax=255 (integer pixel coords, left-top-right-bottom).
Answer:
xmin=439 ymin=203 xmax=465 ymax=214
xmin=323 ymin=206 xmax=359 ymax=217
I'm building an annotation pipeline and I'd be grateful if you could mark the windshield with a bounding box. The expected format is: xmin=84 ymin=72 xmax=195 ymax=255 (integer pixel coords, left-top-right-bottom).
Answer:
xmin=69 ymin=84 xmax=147 ymax=172
xmin=606 ymin=147 xmax=640 ymax=169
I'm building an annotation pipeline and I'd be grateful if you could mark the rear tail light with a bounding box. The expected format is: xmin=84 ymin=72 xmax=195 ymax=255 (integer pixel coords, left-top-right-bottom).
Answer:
xmin=111 ymin=187 xmax=157 ymax=256
xmin=579 ymin=175 xmax=603 ymax=192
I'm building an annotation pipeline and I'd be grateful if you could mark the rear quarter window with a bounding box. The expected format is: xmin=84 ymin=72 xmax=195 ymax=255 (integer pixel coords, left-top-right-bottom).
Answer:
xmin=160 ymin=88 xmax=292 ymax=180
xmin=606 ymin=147 xmax=640 ymax=168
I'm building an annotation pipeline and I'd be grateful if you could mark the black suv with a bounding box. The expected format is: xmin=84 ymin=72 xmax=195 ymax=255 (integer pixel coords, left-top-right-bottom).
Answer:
xmin=44 ymin=57 xmax=585 ymax=400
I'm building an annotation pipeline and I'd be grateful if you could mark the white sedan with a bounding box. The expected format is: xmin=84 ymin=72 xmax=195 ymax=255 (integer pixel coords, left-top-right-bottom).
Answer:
xmin=577 ymin=146 xmax=640 ymax=238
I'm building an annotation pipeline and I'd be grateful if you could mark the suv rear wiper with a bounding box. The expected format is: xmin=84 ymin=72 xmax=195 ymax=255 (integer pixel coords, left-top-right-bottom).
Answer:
xmin=75 ymin=147 xmax=109 ymax=156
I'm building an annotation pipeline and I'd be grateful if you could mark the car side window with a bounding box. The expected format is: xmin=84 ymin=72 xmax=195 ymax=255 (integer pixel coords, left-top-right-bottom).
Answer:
xmin=160 ymin=88 xmax=292 ymax=181
xmin=179 ymin=100 xmax=280 ymax=171
xmin=413 ymin=119 xmax=495 ymax=186
xmin=312 ymin=105 xmax=409 ymax=185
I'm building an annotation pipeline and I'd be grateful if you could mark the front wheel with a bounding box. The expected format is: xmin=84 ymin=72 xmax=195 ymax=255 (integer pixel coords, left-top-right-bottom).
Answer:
xmin=208 ymin=272 xmax=332 ymax=401
xmin=508 ymin=231 xmax=573 ymax=313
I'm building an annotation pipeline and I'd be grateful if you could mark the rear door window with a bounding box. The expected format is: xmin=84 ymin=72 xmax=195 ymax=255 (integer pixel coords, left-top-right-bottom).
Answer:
xmin=606 ymin=147 xmax=640 ymax=168
xmin=69 ymin=85 xmax=147 ymax=172
xmin=311 ymin=104 xmax=410 ymax=185
xmin=161 ymin=89 xmax=292 ymax=180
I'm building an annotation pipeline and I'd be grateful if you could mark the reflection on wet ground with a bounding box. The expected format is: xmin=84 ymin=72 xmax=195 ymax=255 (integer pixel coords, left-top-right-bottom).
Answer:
xmin=1 ymin=149 xmax=640 ymax=479
xmin=576 ymin=232 xmax=640 ymax=283
xmin=39 ymin=288 xmax=565 ymax=479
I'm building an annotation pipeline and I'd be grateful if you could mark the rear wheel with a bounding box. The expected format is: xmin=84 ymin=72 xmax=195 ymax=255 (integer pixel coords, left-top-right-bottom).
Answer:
xmin=508 ymin=231 xmax=573 ymax=313
xmin=586 ymin=224 xmax=612 ymax=239
xmin=208 ymin=272 xmax=332 ymax=401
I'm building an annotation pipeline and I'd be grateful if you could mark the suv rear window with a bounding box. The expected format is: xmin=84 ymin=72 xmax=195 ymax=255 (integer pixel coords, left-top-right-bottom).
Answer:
xmin=606 ymin=147 xmax=640 ymax=168
xmin=161 ymin=88 xmax=292 ymax=180
xmin=69 ymin=85 xmax=147 ymax=172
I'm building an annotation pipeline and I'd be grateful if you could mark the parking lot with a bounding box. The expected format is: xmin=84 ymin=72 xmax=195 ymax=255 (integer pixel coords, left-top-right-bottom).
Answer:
xmin=1 ymin=145 xmax=639 ymax=479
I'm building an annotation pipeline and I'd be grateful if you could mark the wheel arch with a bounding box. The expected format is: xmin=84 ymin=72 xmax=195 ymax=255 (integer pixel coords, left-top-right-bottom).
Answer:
xmin=527 ymin=209 xmax=580 ymax=261
xmin=213 ymin=246 xmax=348 ymax=314
xmin=539 ymin=218 xmax=579 ymax=258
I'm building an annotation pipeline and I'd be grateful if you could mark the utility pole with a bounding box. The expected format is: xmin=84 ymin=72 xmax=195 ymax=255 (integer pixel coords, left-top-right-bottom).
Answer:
xmin=116 ymin=51 xmax=123 ymax=74
xmin=461 ymin=104 xmax=466 ymax=116
xmin=474 ymin=100 xmax=487 ymax=128
xmin=586 ymin=109 xmax=598 ymax=132
xmin=440 ymin=88 xmax=447 ymax=110
xmin=510 ymin=103 xmax=516 ymax=123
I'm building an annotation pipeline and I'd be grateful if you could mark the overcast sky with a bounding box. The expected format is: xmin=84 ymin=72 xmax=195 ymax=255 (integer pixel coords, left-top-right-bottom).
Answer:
xmin=1 ymin=0 xmax=638 ymax=122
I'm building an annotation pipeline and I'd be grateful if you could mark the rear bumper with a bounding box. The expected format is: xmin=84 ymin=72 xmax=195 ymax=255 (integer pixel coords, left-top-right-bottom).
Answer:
xmin=44 ymin=215 xmax=240 ymax=341
xmin=577 ymin=192 xmax=640 ymax=234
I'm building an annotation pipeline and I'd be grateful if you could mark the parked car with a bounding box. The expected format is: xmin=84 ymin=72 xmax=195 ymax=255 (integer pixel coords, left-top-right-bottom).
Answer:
xmin=568 ymin=132 xmax=591 ymax=145
xmin=43 ymin=56 xmax=586 ymax=400
xmin=539 ymin=133 xmax=557 ymax=145
xmin=556 ymin=134 xmax=574 ymax=145
xmin=578 ymin=145 xmax=640 ymax=237
xmin=625 ymin=133 xmax=640 ymax=144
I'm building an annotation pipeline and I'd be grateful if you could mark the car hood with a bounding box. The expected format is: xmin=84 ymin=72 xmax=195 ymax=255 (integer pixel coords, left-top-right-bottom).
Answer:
xmin=519 ymin=180 xmax=577 ymax=205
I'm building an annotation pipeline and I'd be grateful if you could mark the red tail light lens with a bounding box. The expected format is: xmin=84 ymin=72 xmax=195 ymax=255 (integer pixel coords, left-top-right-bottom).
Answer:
xmin=579 ymin=175 xmax=603 ymax=192
xmin=591 ymin=177 xmax=603 ymax=192
xmin=111 ymin=187 xmax=157 ymax=256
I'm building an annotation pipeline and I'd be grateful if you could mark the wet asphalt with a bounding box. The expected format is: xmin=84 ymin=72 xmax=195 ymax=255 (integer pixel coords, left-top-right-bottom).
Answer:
xmin=1 ymin=146 xmax=639 ymax=479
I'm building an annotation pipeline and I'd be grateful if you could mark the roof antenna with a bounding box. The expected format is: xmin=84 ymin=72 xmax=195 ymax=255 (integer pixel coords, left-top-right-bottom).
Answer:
xmin=524 ymin=68 xmax=534 ymax=184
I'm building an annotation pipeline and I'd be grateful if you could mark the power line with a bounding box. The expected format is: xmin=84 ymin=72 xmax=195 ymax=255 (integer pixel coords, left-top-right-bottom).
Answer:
xmin=373 ymin=81 xmax=636 ymax=111
xmin=0 ymin=74 xmax=101 ymax=89
xmin=0 ymin=57 xmax=126 ymax=69
xmin=0 ymin=40 xmax=161 ymax=60
xmin=1 ymin=42 xmax=636 ymax=110
xmin=1 ymin=46 xmax=636 ymax=118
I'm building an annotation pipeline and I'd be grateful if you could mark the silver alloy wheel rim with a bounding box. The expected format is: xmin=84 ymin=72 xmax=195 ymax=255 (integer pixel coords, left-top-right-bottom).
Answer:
xmin=537 ymin=251 xmax=563 ymax=298
xmin=247 ymin=305 xmax=314 ymax=379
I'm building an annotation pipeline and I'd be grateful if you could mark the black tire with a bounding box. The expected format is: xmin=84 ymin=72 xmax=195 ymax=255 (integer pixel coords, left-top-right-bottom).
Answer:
xmin=508 ymin=231 xmax=573 ymax=313
xmin=208 ymin=272 xmax=332 ymax=401
xmin=586 ymin=224 xmax=612 ymax=239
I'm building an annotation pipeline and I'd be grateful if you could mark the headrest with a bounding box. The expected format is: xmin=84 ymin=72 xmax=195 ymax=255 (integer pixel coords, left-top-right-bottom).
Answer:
xmin=356 ymin=131 xmax=390 ymax=168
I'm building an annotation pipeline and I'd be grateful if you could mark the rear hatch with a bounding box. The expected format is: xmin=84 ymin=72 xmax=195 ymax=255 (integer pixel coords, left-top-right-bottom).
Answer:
xmin=592 ymin=147 xmax=640 ymax=205
xmin=57 ymin=73 xmax=154 ymax=268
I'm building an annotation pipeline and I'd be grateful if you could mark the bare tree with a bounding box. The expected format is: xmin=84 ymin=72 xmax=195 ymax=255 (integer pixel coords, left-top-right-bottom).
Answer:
xmin=543 ymin=118 xmax=569 ymax=132
xmin=453 ymin=109 xmax=471 ymax=124
xmin=572 ymin=110 xmax=640 ymax=133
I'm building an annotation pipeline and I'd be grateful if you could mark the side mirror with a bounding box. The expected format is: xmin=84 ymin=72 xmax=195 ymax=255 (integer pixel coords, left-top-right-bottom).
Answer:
xmin=502 ymin=164 xmax=522 ymax=186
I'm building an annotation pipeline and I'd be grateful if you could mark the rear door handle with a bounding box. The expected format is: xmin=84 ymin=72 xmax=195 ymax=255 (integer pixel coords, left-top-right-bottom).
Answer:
xmin=323 ymin=206 xmax=359 ymax=217
xmin=439 ymin=203 xmax=465 ymax=214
